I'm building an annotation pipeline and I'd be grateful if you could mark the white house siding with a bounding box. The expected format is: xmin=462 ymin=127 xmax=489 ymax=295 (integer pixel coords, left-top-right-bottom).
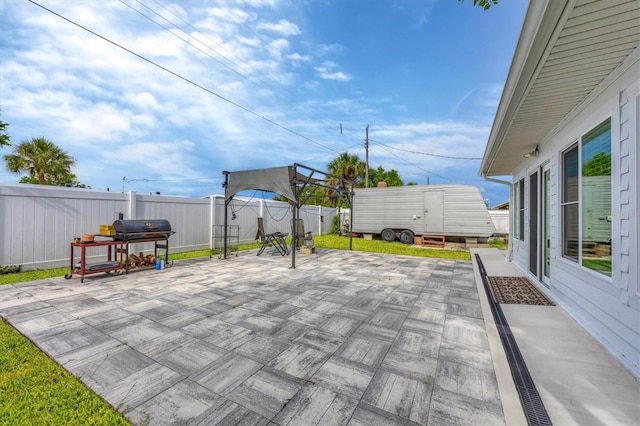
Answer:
xmin=636 ymin=94 xmax=640 ymax=301
xmin=618 ymin=92 xmax=639 ymax=302
xmin=511 ymin=52 xmax=639 ymax=376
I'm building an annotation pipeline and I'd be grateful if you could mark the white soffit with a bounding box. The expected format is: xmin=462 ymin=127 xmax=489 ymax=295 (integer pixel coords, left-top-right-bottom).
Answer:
xmin=481 ymin=0 xmax=640 ymax=176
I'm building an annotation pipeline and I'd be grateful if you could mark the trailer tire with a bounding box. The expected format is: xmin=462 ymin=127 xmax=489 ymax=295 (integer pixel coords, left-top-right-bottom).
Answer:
xmin=399 ymin=230 xmax=414 ymax=244
xmin=381 ymin=228 xmax=396 ymax=242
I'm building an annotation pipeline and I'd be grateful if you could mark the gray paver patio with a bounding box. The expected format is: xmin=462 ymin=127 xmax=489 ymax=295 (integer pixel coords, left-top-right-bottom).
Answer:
xmin=0 ymin=249 xmax=505 ymax=425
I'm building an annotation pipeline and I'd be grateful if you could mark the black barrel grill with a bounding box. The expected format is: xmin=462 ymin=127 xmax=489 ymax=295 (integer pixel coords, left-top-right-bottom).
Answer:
xmin=112 ymin=219 xmax=175 ymax=271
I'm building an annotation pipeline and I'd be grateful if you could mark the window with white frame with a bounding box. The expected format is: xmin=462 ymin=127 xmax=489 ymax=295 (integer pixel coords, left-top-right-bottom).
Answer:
xmin=513 ymin=179 xmax=524 ymax=240
xmin=561 ymin=118 xmax=612 ymax=276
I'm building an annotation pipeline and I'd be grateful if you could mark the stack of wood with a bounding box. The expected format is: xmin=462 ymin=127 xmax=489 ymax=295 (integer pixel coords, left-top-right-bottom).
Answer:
xmin=128 ymin=252 xmax=157 ymax=269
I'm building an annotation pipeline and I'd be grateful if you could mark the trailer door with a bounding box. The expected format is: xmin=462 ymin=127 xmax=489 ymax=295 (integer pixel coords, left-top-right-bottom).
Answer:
xmin=423 ymin=191 xmax=444 ymax=234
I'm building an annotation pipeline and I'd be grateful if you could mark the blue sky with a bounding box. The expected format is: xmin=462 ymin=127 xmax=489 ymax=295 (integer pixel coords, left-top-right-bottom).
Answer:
xmin=0 ymin=0 xmax=527 ymax=206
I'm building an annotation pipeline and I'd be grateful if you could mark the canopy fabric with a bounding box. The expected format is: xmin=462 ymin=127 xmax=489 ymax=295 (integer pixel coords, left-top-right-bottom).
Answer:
xmin=225 ymin=166 xmax=297 ymax=203
xmin=224 ymin=165 xmax=323 ymax=204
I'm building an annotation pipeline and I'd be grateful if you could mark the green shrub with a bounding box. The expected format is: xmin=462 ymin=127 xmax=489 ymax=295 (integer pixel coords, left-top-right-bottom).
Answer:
xmin=331 ymin=215 xmax=341 ymax=234
xmin=488 ymin=238 xmax=508 ymax=249
xmin=0 ymin=264 xmax=22 ymax=274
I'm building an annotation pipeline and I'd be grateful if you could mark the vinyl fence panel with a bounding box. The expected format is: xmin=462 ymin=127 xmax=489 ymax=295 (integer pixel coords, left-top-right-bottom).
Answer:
xmin=1 ymin=183 xmax=337 ymax=271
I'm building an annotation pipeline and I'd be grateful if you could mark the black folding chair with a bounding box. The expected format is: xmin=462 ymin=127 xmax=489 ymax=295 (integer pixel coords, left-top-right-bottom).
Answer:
xmin=292 ymin=218 xmax=314 ymax=248
xmin=256 ymin=218 xmax=289 ymax=256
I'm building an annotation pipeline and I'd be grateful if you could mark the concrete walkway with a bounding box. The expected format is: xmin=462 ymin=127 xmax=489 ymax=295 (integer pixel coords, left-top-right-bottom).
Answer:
xmin=0 ymin=249 xmax=505 ymax=426
xmin=474 ymin=248 xmax=640 ymax=426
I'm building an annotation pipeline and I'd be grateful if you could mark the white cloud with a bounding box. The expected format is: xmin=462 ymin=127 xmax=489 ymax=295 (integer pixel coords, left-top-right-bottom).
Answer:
xmin=123 ymin=92 xmax=160 ymax=111
xmin=0 ymin=0 xmax=516 ymax=202
xmin=256 ymin=19 xmax=300 ymax=36
xmin=318 ymin=71 xmax=350 ymax=81
xmin=101 ymin=140 xmax=196 ymax=174
xmin=234 ymin=0 xmax=278 ymax=8
xmin=237 ymin=35 xmax=261 ymax=48
xmin=287 ymin=52 xmax=312 ymax=63
xmin=133 ymin=32 xmax=186 ymax=58
xmin=314 ymin=61 xmax=350 ymax=81
xmin=203 ymin=7 xmax=254 ymax=25
xmin=267 ymin=38 xmax=290 ymax=59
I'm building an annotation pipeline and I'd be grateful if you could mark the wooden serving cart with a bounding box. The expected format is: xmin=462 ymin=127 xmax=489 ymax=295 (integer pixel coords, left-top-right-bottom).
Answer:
xmin=64 ymin=238 xmax=124 ymax=283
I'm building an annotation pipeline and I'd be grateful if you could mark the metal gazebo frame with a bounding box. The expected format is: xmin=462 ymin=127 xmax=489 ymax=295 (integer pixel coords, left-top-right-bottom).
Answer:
xmin=222 ymin=163 xmax=353 ymax=269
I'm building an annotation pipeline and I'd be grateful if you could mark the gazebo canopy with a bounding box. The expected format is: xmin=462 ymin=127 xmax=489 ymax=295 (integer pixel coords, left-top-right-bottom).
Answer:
xmin=224 ymin=165 xmax=321 ymax=205
xmin=222 ymin=163 xmax=353 ymax=268
xmin=223 ymin=163 xmax=352 ymax=207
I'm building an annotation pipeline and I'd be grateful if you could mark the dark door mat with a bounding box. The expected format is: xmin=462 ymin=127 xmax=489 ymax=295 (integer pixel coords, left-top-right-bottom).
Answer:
xmin=487 ymin=276 xmax=555 ymax=306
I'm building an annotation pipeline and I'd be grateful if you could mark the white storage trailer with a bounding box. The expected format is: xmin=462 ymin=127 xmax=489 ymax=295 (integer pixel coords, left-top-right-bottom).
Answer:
xmin=351 ymin=184 xmax=496 ymax=244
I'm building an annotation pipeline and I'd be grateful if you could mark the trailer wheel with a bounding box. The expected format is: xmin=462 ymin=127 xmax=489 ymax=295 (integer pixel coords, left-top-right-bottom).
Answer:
xmin=381 ymin=228 xmax=396 ymax=242
xmin=399 ymin=230 xmax=414 ymax=244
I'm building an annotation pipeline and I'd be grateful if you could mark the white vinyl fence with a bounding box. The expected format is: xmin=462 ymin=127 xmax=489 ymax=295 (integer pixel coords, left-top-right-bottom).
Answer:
xmin=0 ymin=183 xmax=337 ymax=271
xmin=488 ymin=210 xmax=510 ymax=236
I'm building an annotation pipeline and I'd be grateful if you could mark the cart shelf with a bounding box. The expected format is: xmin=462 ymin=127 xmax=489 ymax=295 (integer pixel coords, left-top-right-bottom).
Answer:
xmin=65 ymin=240 xmax=124 ymax=283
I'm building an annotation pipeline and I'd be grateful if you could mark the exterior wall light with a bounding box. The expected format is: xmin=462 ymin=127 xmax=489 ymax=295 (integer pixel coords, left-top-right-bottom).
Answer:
xmin=523 ymin=145 xmax=539 ymax=158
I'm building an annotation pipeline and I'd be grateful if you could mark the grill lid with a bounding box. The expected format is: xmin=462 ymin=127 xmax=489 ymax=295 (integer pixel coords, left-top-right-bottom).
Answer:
xmin=112 ymin=219 xmax=173 ymax=241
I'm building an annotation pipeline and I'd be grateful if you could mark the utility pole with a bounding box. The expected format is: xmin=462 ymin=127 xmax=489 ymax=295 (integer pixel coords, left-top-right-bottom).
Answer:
xmin=365 ymin=124 xmax=369 ymax=188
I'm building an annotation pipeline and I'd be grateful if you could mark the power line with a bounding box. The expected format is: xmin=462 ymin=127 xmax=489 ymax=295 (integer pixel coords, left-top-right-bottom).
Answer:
xmin=127 ymin=0 xmax=347 ymax=154
xmin=336 ymin=123 xmax=374 ymax=153
xmin=121 ymin=175 xmax=224 ymax=193
xmin=371 ymin=124 xmax=491 ymax=131
xmin=123 ymin=0 xmax=285 ymax=97
xmin=119 ymin=0 xmax=252 ymax=81
xmin=124 ymin=176 xmax=222 ymax=183
xmin=369 ymin=142 xmax=487 ymax=184
xmin=372 ymin=143 xmax=454 ymax=183
xmin=27 ymin=0 xmax=340 ymax=155
xmin=373 ymin=141 xmax=482 ymax=160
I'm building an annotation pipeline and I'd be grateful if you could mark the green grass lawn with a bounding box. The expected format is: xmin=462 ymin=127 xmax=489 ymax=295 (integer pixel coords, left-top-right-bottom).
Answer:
xmin=313 ymin=234 xmax=472 ymax=260
xmin=0 ymin=234 xmax=473 ymax=424
xmin=0 ymin=319 xmax=130 ymax=425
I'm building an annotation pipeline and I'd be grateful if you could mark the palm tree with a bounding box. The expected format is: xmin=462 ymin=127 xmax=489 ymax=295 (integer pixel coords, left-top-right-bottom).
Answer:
xmin=0 ymin=111 xmax=10 ymax=147
xmin=326 ymin=152 xmax=365 ymax=207
xmin=328 ymin=152 xmax=365 ymax=184
xmin=4 ymin=137 xmax=75 ymax=185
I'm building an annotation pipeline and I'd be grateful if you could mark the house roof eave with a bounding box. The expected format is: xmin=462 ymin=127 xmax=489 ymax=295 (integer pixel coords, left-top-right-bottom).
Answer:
xmin=480 ymin=0 xmax=571 ymax=177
